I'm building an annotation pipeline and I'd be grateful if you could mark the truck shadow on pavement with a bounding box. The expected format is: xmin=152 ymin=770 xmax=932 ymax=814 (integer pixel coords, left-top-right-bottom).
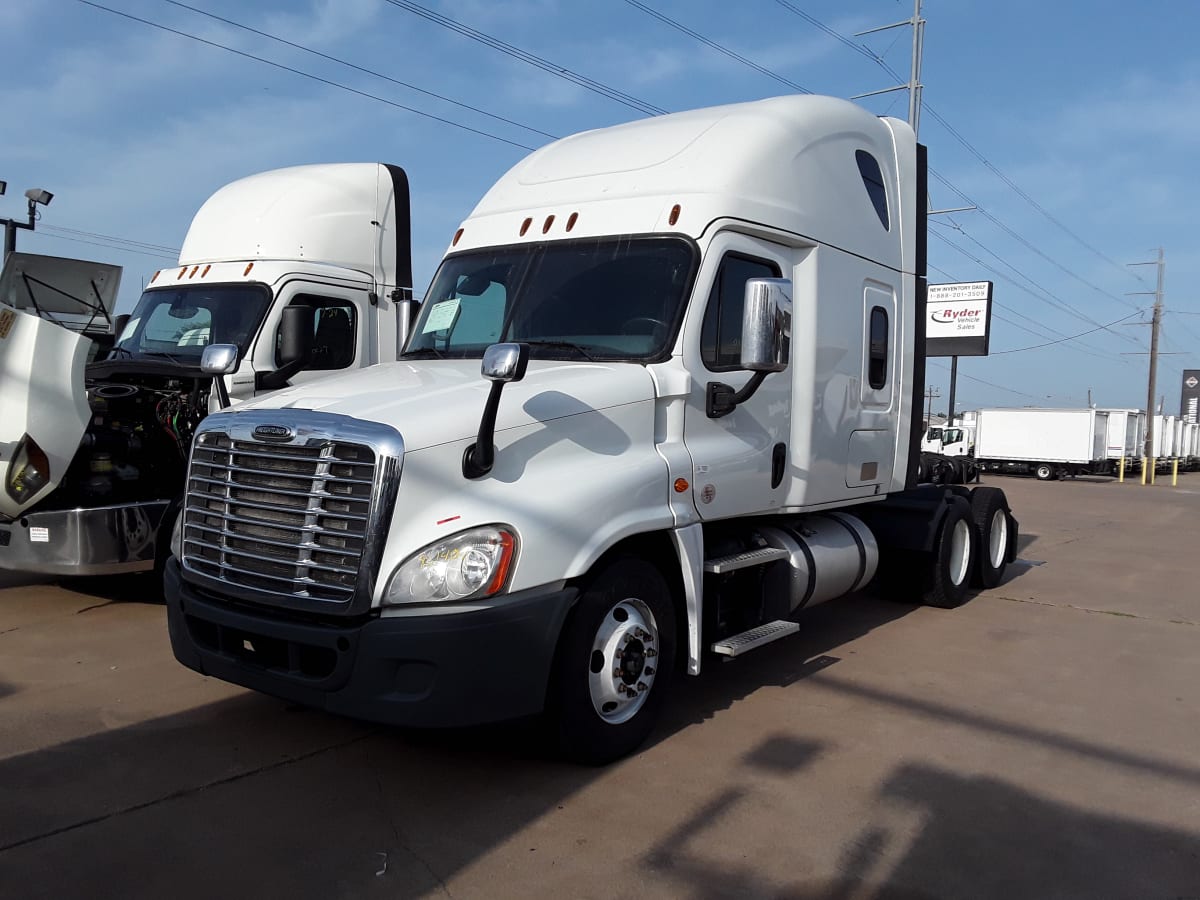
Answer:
xmin=641 ymin=752 xmax=1200 ymax=899
xmin=3 ymin=585 xmax=1130 ymax=899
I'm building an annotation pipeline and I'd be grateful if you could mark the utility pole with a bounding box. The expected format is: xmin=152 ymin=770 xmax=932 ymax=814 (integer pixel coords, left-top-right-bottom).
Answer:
xmin=1128 ymin=249 xmax=1165 ymax=471
xmin=924 ymin=385 xmax=940 ymax=426
xmin=853 ymin=0 xmax=926 ymax=137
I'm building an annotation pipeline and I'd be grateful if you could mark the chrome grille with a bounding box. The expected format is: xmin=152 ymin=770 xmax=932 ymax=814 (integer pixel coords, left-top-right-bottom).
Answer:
xmin=182 ymin=430 xmax=378 ymax=604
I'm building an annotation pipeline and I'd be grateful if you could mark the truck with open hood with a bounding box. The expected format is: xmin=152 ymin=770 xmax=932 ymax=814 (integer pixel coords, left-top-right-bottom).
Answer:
xmin=164 ymin=96 xmax=1019 ymax=763
xmin=0 ymin=162 xmax=414 ymax=579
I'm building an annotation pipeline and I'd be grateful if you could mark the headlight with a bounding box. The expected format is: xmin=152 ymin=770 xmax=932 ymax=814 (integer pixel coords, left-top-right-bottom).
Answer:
xmin=382 ymin=526 xmax=517 ymax=606
xmin=5 ymin=434 xmax=51 ymax=504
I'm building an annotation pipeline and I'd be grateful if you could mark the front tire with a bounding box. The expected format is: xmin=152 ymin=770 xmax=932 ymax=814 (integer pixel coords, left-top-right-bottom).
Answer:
xmin=548 ymin=558 xmax=676 ymax=765
xmin=1034 ymin=463 xmax=1055 ymax=481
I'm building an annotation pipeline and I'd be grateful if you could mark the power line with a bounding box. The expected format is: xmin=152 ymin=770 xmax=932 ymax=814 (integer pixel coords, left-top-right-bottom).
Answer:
xmin=40 ymin=223 xmax=180 ymax=255
xmin=33 ymin=230 xmax=178 ymax=261
xmin=929 ymin=226 xmax=1141 ymax=346
xmin=770 ymin=2 xmax=1140 ymax=283
xmin=992 ymin=309 xmax=1146 ymax=355
xmin=162 ymin=0 xmax=558 ymax=141
xmin=928 ymin=361 xmax=1041 ymax=400
xmin=622 ymin=0 xmax=812 ymax=93
xmin=76 ymin=0 xmax=540 ymax=151
xmin=929 ymin=168 xmax=1140 ymax=314
xmin=382 ymin=0 xmax=666 ymax=117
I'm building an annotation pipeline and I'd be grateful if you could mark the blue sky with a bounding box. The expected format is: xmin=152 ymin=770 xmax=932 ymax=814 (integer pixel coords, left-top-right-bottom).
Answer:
xmin=2 ymin=0 xmax=1197 ymax=413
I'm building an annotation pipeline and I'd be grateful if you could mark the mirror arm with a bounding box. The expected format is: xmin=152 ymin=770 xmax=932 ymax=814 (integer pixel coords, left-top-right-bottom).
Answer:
xmin=255 ymin=357 xmax=306 ymax=392
xmin=462 ymin=380 xmax=506 ymax=479
xmin=212 ymin=374 xmax=231 ymax=410
xmin=706 ymin=371 xmax=768 ymax=419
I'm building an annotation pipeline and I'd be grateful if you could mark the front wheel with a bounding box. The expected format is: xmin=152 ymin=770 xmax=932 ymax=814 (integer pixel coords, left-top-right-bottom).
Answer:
xmin=1034 ymin=463 xmax=1056 ymax=481
xmin=548 ymin=558 xmax=677 ymax=765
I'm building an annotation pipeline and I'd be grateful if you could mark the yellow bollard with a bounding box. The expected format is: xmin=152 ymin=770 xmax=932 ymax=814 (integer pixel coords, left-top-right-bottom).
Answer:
xmin=1151 ymin=457 xmax=1157 ymax=484
xmin=1173 ymin=458 xmax=1179 ymax=487
xmin=1141 ymin=456 xmax=1147 ymax=485
xmin=1119 ymin=456 xmax=1126 ymax=483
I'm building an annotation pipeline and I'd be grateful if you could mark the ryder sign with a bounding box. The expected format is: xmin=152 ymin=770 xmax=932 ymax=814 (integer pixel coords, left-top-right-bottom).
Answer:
xmin=927 ymin=281 xmax=993 ymax=357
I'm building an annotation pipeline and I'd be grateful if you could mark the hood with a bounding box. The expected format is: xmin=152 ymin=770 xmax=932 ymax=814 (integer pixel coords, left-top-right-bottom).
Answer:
xmin=0 ymin=306 xmax=91 ymax=518
xmin=0 ymin=252 xmax=122 ymax=336
xmin=233 ymin=359 xmax=657 ymax=451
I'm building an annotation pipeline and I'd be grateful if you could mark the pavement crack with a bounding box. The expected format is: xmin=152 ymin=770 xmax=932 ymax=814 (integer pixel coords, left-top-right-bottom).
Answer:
xmin=996 ymin=595 xmax=1197 ymax=626
xmin=0 ymin=730 xmax=376 ymax=855
xmin=75 ymin=601 xmax=116 ymax=615
xmin=369 ymin=749 xmax=453 ymax=897
xmin=0 ymin=627 xmax=19 ymax=636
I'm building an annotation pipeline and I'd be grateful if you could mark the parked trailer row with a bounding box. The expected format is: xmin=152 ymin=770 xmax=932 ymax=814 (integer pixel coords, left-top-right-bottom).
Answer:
xmin=974 ymin=408 xmax=1112 ymax=481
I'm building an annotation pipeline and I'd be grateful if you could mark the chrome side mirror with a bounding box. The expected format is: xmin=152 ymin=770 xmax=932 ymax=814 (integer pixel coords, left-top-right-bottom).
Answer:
xmin=482 ymin=342 xmax=531 ymax=383
xmin=200 ymin=343 xmax=239 ymax=376
xmin=464 ymin=343 xmax=531 ymax=479
xmin=201 ymin=343 xmax=238 ymax=410
xmin=740 ymin=278 xmax=792 ymax=372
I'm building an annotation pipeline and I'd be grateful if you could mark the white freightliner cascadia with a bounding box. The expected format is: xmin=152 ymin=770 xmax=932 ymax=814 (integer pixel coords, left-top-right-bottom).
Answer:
xmin=166 ymin=96 xmax=1019 ymax=764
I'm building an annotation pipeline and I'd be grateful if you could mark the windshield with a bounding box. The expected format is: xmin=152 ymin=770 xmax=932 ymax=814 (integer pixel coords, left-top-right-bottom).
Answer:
xmin=405 ymin=236 xmax=697 ymax=362
xmin=110 ymin=284 xmax=271 ymax=361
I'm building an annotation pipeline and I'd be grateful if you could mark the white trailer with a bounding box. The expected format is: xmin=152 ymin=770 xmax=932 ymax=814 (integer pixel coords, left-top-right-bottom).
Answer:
xmin=0 ymin=163 xmax=415 ymax=578
xmin=1099 ymin=408 xmax=1140 ymax=462
xmin=975 ymin=408 xmax=1111 ymax=481
xmin=164 ymin=95 xmax=1019 ymax=763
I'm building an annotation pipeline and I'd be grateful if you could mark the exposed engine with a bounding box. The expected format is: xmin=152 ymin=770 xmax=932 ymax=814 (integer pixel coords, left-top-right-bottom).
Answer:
xmin=38 ymin=370 xmax=212 ymax=509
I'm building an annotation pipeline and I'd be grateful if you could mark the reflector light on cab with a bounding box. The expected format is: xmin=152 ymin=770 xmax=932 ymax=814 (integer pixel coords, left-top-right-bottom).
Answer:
xmin=243 ymin=262 xmax=254 ymax=277
xmin=669 ymin=204 xmax=681 ymax=226
xmin=519 ymin=217 xmax=532 ymax=236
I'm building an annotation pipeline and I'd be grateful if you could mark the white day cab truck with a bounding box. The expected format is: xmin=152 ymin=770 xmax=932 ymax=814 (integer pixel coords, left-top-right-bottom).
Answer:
xmin=974 ymin=407 xmax=1114 ymax=481
xmin=165 ymin=96 xmax=1019 ymax=764
xmin=0 ymin=163 xmax=414 ymax=582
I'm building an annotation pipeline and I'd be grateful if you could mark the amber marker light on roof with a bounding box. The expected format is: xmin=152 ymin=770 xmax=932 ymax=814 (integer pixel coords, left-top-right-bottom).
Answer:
xmin=542 ymin=214 xmax=555 ymax=234
xmin=177 ymin=267 xmax=187 ymax=278
xmin=566 ymin=212 xmax=578 ymax=232
xmin=668 ymin=204 xmax=681 ymax=226
xmin=674 ymin=478 xmax=689 ymax=493
xmin=452 ymin=228 xmax=464 ymax=246
xmin=201 ymin=265 xmax=211 ymax=277
xmin=188 ymin=265 xmax=199 ymax=278
xmin=149 ymin=270 xmax=160 ymax=284
xmin=243 ymin=262 xmax=254 ymax=277
xmin=519 ymin=217 xmax=532 ymax=236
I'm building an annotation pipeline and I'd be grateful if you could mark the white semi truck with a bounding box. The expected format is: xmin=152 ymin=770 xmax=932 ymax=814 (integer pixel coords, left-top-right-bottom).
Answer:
xmin=164 ymin=96 xmax=1018 ymax=763
xmin=0 ymin=163 xmax=414 ymax=579
xmin=974 ymin=408 xmax=1112 ymax=481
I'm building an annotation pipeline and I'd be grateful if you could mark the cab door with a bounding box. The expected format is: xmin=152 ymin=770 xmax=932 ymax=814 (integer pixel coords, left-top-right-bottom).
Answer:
xmin=251 ymin=281 xmax=373 ymax=396
xmin=682 ymin=234 xmax=793 ymax=520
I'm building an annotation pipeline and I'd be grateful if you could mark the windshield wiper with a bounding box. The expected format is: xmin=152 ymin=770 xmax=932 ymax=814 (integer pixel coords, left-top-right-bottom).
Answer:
xmin=137 ymin=350 xmax=191 ymax=366
xmin=402 ymin=347 xmax=446 ymax=359
xmin=521 ymin=340 xmax=597 ymax=361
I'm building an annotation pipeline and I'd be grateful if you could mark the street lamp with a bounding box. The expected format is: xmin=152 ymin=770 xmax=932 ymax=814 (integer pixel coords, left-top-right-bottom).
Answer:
xmin=1 ymin=181 xmax=53 ymax=260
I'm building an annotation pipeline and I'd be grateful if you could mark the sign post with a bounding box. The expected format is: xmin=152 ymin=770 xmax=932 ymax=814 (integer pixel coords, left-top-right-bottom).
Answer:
xmin=926 ymin=281 xmax=994 ymax=425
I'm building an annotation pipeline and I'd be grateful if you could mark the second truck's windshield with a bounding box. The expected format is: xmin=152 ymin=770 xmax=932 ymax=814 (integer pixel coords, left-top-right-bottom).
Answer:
xmin=111 ymin=285 xmax=272 ymax=361
xmin=405 ymin=236 xmax=697 ymax=362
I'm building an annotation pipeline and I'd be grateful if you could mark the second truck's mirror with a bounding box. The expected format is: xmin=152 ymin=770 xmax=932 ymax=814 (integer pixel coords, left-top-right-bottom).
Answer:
xmin=201 ymin=343 xmax=239 ymax=410
xmin=200 ymin=343 xmax=239 ymax=376
xmin=740 ymin=278 xmax=792 ymax=372
xmin=279 ymin=304 xmax=314 ymax=366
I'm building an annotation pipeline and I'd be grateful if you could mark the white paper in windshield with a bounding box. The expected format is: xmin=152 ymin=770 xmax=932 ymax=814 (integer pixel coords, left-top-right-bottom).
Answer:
xmin=422 ymin=298 xmax=461 ymax=333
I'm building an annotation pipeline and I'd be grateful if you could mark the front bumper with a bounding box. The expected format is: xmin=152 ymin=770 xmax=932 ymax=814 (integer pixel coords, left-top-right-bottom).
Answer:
xmin=165 ymin=558 xmax=578 ymax=728
xmin=0 ymin=501 xmax=169 ymax=576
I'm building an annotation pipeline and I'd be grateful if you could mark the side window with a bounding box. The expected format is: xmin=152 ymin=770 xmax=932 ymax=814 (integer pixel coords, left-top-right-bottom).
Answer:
xmin=701 ymin=254 xmax=781 ymax=371
xmin=856 ymin=150 xmax=890 ymax=230
xmin=868 ymin=305 xmax=889 ymax=389
xmin=277 ymin=294 xmax=358 ymax=371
